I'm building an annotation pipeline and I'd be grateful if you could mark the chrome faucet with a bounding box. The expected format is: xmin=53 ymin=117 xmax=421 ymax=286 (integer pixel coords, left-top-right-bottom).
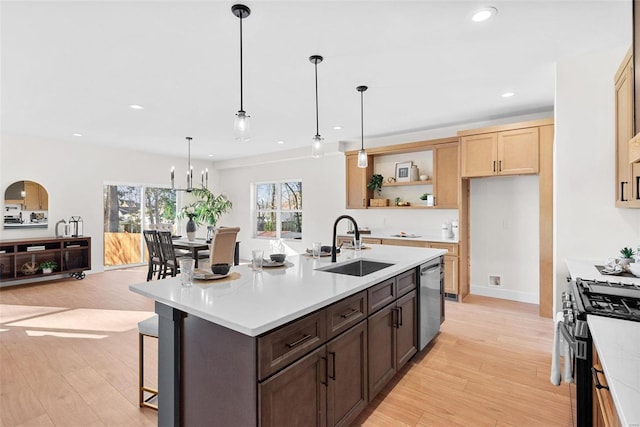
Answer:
xmin=332 ymin=215 xmax=360 ymax=262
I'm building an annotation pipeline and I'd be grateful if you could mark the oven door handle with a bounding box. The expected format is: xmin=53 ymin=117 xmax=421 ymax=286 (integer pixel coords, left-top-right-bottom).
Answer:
xmin=558 ymin=321 xmax=588 ymax=360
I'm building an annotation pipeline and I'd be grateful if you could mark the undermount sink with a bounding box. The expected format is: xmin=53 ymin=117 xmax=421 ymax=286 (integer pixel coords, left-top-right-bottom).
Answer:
xmin=317 ymin=259 xmax=394 ymax=277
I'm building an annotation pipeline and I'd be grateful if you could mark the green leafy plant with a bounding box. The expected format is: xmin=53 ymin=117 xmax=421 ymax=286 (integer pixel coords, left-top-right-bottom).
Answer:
xmin=40 ymin=260 xmax=57 ymax=270
xmin=620 ymin=247 xmax=635 ymax=259
xmin=178 ymin=188 xmax=232 ymax=227
xmin=419 ymin=193 xmax=431 ymax=201
xmin=367 ymin=174 xmax=384 ymax=195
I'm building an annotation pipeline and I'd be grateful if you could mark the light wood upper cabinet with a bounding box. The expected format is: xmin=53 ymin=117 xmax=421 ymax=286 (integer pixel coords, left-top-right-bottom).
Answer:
xmin=614 ymin=48 xmax=640 ymax=208
xmin=23 ymin=181 xmax=48 ymax=210
xmin=461 ymin=128 xmax=539 ymax=178
xmin=345 ymin=154 xmax=372 ymax=209
xmin=433 ymin=142 xmax=459 ymax=208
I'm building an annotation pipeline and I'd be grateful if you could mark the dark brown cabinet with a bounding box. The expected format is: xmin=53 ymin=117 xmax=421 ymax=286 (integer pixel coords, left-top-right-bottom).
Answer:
xmin=260 ymin=321 xmax=368 ymax=427
xmin=259 ymin=346 xmax=327 ymax=427
xmin=367 ymin=270 xmax=417 ymax=401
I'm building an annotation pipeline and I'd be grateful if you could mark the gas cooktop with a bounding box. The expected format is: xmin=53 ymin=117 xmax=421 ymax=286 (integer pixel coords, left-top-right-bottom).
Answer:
xmin=574 ymin=278 xmax=640 ymax=322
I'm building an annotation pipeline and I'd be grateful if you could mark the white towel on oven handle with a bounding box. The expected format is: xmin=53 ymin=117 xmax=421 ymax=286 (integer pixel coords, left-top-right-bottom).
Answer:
xmin=551 ymin=311 xmax=574 ymax=385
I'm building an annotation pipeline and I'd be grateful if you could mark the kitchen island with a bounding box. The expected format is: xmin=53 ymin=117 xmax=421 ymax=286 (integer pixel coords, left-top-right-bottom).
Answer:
xmin=130 ymin=244 xmax=445 ymax=427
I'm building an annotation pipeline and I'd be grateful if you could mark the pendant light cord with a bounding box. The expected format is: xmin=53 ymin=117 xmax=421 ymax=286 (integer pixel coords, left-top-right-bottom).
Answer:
xmin=314 ymin=61 xmax=319 ymax=137
xmin=360 ymin=90 xmax=364 ymax=151
xmin=239 ymin=14 xmax=244 ymax=112
xmin=187 ymin=137 xmax=192 ymax=190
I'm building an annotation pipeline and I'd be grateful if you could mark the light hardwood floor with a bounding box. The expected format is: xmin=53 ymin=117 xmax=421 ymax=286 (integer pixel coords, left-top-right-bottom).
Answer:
xmin=0 ymin=268 xmax=572 ymax=426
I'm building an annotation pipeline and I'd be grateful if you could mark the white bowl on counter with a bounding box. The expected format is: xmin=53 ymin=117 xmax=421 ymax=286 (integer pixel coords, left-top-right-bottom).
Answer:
xmin=628 ymin=262 xmax=640 ymax=277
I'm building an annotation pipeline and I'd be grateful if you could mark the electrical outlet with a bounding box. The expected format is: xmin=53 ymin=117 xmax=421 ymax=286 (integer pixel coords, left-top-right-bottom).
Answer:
xmin=489 ymin=275 xmax=501 ymax=286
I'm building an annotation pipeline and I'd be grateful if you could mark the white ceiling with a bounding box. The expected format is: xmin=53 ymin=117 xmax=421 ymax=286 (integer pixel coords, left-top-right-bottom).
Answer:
xmin=0 ymin=0 xmax=631 ymax=162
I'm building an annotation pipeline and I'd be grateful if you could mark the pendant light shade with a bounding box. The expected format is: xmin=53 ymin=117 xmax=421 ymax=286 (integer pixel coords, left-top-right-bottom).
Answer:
xmin=356 ymin=85 xmax=368 ymax=168
xmin=310 ymin=55 xmax=324 ymax=158
xmin=232 ymin=4 xmax=251 ymax=142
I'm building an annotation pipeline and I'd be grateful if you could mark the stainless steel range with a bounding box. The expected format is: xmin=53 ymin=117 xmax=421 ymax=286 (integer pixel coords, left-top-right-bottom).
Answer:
xmin=561 ymin=277 xmax=640 ymax=426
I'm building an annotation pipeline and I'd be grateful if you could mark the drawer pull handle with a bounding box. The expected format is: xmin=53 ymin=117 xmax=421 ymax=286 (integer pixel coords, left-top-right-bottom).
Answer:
xmin=591 ymin=367 xmax=609 ymax=390
xmin=636 ymin=176 xmax=640 ymax=200
xmin=398 ymin=306 xmax=403 ymax=327
xmin=498 ymin=160 xmax=502 ymax=172
xmin=493 ymin=161 xmax=496 ymax=172
xmin=340 ymin=308 xmax=359 ymax=319
xmin=621 ymin=181 xmax=628 ymax=202
xmin=321 ymin=356 xmax=328 ymax=386
xmin=286 ymin=334 xmax=312 ymax=349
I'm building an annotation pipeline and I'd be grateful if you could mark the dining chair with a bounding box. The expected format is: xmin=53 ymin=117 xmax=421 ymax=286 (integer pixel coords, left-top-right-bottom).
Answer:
xmin=209 ymin=227 xmax=240 ymax=266
xmin=143 ymin=230 xmax=163 ymax=281
xmin=157 ymin=231 xmax=188 ymax=278
xmin=138 ymin=314 xmax=158 ymax=410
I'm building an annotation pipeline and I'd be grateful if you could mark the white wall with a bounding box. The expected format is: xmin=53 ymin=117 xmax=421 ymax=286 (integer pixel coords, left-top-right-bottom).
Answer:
xmin=0 ymin=134 xmax=215 ymax=274
xmin=470 ymin=175 xmax=540 ymax=303
xmin=555 ymin=46 xmax=640 ymax=311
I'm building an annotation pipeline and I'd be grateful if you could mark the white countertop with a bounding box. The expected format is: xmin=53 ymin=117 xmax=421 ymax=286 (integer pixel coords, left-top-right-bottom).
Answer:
xmin=129 ymin=244 xmax=445 ymax=337
xmin=587 ymin=315 xmax=640 ymax=427
xmin=340 ymin=229 xmax=458 ymax=244
xmin=565 ymin=258 xmax=640 ymax=285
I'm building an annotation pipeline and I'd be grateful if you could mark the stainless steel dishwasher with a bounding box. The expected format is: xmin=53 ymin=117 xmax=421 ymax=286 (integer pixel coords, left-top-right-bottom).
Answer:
xmin=419 ymin=256 xmax=444 ymax=350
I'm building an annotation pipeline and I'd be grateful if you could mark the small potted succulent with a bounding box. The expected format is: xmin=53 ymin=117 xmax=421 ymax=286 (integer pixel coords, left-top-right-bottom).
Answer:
xmin=40 ymin=260 xmax=57 ymax=274
xmin=619 ymin=247 xmax=636 ymax=266
xmin=420 ymin=193 xmax=434 ymax=206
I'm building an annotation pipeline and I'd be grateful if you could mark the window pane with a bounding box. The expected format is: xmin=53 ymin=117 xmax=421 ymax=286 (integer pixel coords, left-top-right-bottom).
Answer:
xmin=281 ymin=182 xmax=302 ymax=210
xmin=280 ymin=212 xmax=302 ymax=239
xmin=256 ymin=183 xmax=277 ymax=210
xmin=103 ymin=185 xmax=142 ymax=266
xmin=256 ymin=211 xmax=277 ymax=238
xmin=144 ymin=187 xmax=176 ymax=228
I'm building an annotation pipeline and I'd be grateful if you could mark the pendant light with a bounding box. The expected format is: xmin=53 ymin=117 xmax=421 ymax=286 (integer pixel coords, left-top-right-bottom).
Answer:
xmin=232 ymin=4 xmax=251 ymax=142
xmin=170 ymin=137 xmax=208 ymax=192
xmin=310 ymin=55 xmax=324 ymax=158
xmin=356 ymin=85 xmax=368 ymax=168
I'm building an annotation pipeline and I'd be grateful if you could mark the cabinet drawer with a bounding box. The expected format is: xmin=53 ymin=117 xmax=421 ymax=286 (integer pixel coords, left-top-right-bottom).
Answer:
xmin=381 ymin=239 xmax=428 ymax=248
xmin=362 ymin=238 xmax=381 ymax=244
xmin=368 ymin=278 xmax=396 ymax=314
xmin=428 ymin=242 xmax=458 ymax=256
xmin=258 ymin=310 xmax=326 ymax=380
xmin=396 ymin=269 xmax=416 ymax=297
xmin=326 ymin=291 xmax=367 ymax=339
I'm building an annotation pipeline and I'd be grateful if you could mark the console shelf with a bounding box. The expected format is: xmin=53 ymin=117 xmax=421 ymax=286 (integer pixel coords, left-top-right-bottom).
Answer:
xmin=0 ymin=236 xmax=91 ymax=283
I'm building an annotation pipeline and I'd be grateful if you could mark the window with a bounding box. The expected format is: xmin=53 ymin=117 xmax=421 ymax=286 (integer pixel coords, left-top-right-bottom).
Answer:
xmin=255 ymin=180 xmax=302 ymax=239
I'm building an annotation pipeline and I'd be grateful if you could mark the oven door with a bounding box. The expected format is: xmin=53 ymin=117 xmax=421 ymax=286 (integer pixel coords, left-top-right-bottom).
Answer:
xmin=559 ymin=319 xmax=592 ymax=427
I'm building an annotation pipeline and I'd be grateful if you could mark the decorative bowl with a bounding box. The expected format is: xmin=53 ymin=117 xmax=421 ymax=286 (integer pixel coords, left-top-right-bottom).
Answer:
xmin=628 ymin=262 xmax=640 ymax=277
xmin=211 ymin=263 xmax=231 ymax=275
xmin=270 ymin=253 xmax=286 ymax=263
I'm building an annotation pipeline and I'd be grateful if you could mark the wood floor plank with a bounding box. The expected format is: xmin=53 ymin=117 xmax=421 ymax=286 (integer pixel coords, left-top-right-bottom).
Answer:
xmin=0 ymin=267 xmax=572 ymax=426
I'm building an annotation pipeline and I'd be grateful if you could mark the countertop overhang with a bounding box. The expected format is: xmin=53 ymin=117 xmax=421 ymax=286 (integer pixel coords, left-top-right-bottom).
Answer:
xmin=130 ymin=245 xmax=445 ymax=337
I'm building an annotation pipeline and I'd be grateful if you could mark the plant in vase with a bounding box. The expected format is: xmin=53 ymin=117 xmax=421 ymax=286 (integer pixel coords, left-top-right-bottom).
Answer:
xmin=190 ymin=189 xmax=233 ymax=243
xmin=40 ymin=260 xmax=57 ymax=274
xmin=619 ymin=247 xmax=636 ymax=266
xmin=367 ymin=174 xmax=386 ymax=207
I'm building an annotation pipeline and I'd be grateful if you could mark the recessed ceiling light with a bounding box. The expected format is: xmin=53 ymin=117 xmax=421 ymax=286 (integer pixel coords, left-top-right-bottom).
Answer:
xmin=502 ymin=92 xmax=515 ymax=98
xmin=72 ymin=133 xmax=83 ymax=137
xmin=208 ymin=154 xmax=214 ymax=157
xmin=129 ymin=104 xmax=144 ymax=110
xmin=471 ymin=7 xmax=497 ymax=22
xmin=276 ymin=140 xmax=285 ymax=145
xmin=333 ymin=126 xmax=342 ymax=130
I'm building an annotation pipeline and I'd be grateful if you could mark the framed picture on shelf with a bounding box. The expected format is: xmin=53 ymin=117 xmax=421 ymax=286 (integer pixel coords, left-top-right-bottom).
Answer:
xmin=395 ymin=161 xmax=412 ymax=182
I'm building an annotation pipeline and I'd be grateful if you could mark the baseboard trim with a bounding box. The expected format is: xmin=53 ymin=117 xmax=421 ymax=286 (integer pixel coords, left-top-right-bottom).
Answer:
xmin=470 ymin=285 xmax=538 ymax=304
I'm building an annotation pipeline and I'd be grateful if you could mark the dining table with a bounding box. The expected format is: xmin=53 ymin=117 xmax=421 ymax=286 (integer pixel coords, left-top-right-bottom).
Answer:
xmin=172 ymin=238 xmax=239 ymax=268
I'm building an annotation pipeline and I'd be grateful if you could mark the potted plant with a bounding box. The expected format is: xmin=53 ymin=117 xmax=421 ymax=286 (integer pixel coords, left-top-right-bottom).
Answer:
xmin=190 ymin=188 xmax=233 ymax=242
xmin=367 ymin=174 xmax=388 ymax=207
xmin=619 ymin=247 xmax=636 ymax=266
xmin=178 ymin=204 xmax=199 ymax=241
xmin=40 ymin=260 xmax=57 ymax=274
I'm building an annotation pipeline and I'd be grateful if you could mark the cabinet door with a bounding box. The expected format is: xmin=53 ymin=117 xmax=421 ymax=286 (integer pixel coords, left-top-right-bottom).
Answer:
xmin=615 ymin=52 xmax=634 ymax=206
xmin=23 ymin=181 xmax=40 ymax=210
xmin=395 ymin=290 xmax=417 ymax=370
xmin=367 ymin=304 xmax=396 ymax=401
xmin=630 ymin=162 xmax=640 ymax=206
xmin=443 ymin=255 xmax=458 ymax=295
xmin=460 ymin=133 xmax=497 ymax=178
xmin=497 ymin=128 xmax=539 ymax=175
xmin=259 ymin=346 xmax=327 ymax=427
xmin=367 ymin=278 xmax=396 ymax=314
xmin=346 ymin=154 xmax=372 ymax=209
xmin=326 ymin=322 xmax=368 ymax=427
xmin=433 ymin=142 xmax=459 ymax=208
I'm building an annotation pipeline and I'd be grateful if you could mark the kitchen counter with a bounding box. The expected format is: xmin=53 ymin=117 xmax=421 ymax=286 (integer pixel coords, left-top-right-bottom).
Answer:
xmin=565 ymin=258 xmax=640 ymax=285
xmin=129 ymin=244 xmax=446 ymax=336
xmin=587 ymin=315 xmax=640 ymax=427
xmin=340 ymin=229 xmax=458 ymax=244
